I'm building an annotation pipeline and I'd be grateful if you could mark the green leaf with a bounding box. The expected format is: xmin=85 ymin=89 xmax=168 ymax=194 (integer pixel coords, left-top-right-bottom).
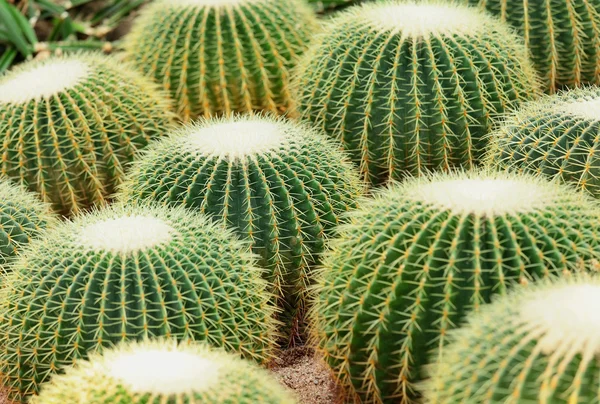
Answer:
xmin=0 ymin=0 xmax=32 ymax=56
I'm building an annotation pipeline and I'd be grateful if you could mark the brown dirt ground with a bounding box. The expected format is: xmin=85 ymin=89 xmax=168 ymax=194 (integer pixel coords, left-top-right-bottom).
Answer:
xmin=271 ymin=347 xmax=344 ymax=404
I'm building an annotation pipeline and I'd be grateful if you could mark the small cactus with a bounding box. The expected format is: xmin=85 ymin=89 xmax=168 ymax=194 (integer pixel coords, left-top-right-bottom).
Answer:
xmin=118 ymin=114 xmax=363 ymax=343
xmin=0 ymin=204 xmax=277 ymax=402
xmin=0 ymin=179 xmax=57 ymax=266
xmin=123 ymin=0 xmax=318 ymax=121
xmin=294 ymin=0 xmax=540 ymax=185
xmin=0 ymin=54 xmax=174 ymax=216
xmin=487 ymin=87 xmax=600 ymax=198
xmin=35 ymin=339 xmax=295 ymax=404
xmin=311 ymin=170 xmax=600 ymax=403
xmin=467 ymin=0 xmax=600 ymax=92
xmin=426 ymin=274 xmax=600 ymax=403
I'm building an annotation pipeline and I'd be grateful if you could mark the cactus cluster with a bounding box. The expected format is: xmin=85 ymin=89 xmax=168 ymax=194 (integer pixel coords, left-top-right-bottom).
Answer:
xmin=487 ymin=87 xmax=600 ymax=198
xmin=311 ymin=170 xmax=600 ymax=403
xmin=124 ymin=0 xmax=318 ymax=121
xmin=34 ymin=339 xmax=295 ymax=404
xmin=0 ymin=179 xmax=56 ymax=266
xmin=0 ymin=204 xmax=276 ymax=402
xmin=0 ymin=54 xmax=174 ymax=216
xmin=426 ymin=274 xmax=600 ymax=403
xmin=294 ymin=0 xmax=540 ymax=185
xmin=118 ymin=114 xmax=363 ymax=341
xmin=468 ymin=0 xmax=600 ymax=92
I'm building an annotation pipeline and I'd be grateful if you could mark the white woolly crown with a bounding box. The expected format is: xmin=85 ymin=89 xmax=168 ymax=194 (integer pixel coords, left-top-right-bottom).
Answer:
xmin=413 ymin=178 xmax=548 ymax=215
xmin=187 ymin=120 xmax=285 ymax=159
xmin=79 ymin=215 xmax=174 ymax=253
xmin=520 ymin=283 xmax=600 ymax=355
xmin=108 ymin=349 xmax=220 ymax=394
xmin=562 ymin=97 xmax=600 ymax=121
xmin=0 ymin=59 xmax=89 ymax=104
xmin=364 ymin=3 xmax=484 ymax=37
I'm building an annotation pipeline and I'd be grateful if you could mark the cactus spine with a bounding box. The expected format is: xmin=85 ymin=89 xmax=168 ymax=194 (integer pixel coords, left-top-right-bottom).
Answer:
xmin=426 ymin=274 xmax=600 ymax=403
xmin=35 ymin=339 xmax=295 ymax=404
xmin=0 ymin=204 xmax=277 ymax=402
xmin=468 ymin=0 xmax=600 ymax=92
xmin=311 ymin=170 xmax=600 ymax=403
xmin=118 ymin=115 xmax=363 ymax=343
xmin=0 ymin=54 xmax=174 ymax=216
xmin=124 ymin=0 xmax=318 ymax=121
xmin=0 ymin=179 xmax=57 ymax=266
xmin=487 ymin=87 xmax=600 ymax=198
xmin=294 ymin=0 xmax=540 ymax=185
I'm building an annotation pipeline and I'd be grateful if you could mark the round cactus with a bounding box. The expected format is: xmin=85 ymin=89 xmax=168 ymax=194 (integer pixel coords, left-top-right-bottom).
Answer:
xmin=311 ymin=170 xmax=600 ymax=403
xmin=0 ymin=204 xmax=277 ymax=402
xmin=487 ymin=87 xmax=600 ymax=198
xmin=294 ymin=0 xmax=540 ymax=185
xmin=0 ymin=179 xmax=57 ymax=266
xmin=426 ymin=274 xmax=600 ymax=403
xmin=118 ymin=114 xmax=363 ymax=343
xmin=0 ymin=54 xmax=174 ymax=216
xmin=467 ymin=0 xmax=600 ymax=93
xmin=34 ymin=339 xmax=295 ymax=404
xmin=123 ymin=0 xmax=318 ymax=121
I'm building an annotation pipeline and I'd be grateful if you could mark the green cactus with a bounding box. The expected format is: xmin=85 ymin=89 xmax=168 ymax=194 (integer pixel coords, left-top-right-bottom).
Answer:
xmin=0 ymin=203 xmax=277 ymax=402
xmin=425 ymin=274 xmax=600 ymax=403
xmin=294 ymin=0 xmax=540 ymax=185
xmin=34 ymin=339 xmax=295 ymax=404
xmin=467 ymin=0 xmax=600 ymax=93
xmin=118 ymin=114 xmax=363 ymax=344
xmin=311 ymin=170 xmax=600 ymax=404
xmin=487 ymin=87 xmax=600 ymax=198
xmin=0 ymin=53 xmax=175 ymax=216
xmin=123 ymin=0 xmax=318 ymax=121
xmin=0 ymin=179 xmax=57 ymax=266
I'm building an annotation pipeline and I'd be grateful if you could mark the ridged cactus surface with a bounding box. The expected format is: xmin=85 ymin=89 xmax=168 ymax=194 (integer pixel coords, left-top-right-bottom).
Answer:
xmin=0 ymin=179 xmax=56 ymax=266
xmin=468 ymin=0 xmax=600 ymax=92
xmin=124 ymin=0 xmax=318 ymax=121
xmin=35 ymin=339 xmax=295 ymax=404
xmin=311 ymin=170 xmax=600 ymax=403
xmin=294 ymin=0 xmax=540 ymax=185
xmin=426 ymin=275 xmax=600 ymax=403
xmin=118 ymin=115 xmax=363 ymax=343
xmin=0 ymin=204 xmax=276 ymax=402
xmin=487 ymin=87 xmax=600 ymax=198
xmin=0 ymin=54 xmax=174 ymax=216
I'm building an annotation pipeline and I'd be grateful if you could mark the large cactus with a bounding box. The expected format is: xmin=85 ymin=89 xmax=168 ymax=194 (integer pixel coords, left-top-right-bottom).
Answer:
xmin=118 ymin=114 xmax=363 ymax=343
xmin=0 ymin=204 xmax=277 ymax=402
xmin=0 ymin=54 xmax=174 ymax=216
xmin=467 ymin=0 xmax=600 ymax=92
xmin=294 ymin=0 xmax=540 ymax=185
xmin=426 ymin=274 xmax=600 ymax=403
xmin=487 ymin=87 xmax=600 ymax=198
xmin=123 ymin=0 xmax=318 ymax=121
xmin=311 ymin=170 xmax=600 ymax=403
xmin=35 ymin=339 xmax=295 ymax=404
xmin=0 ymin=179 xmax=57 ymax=266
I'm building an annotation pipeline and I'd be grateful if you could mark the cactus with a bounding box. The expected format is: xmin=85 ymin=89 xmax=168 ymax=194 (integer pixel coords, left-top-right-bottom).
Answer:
xmin=0 ymin=54 xmax=174 ymax=216
xmin=118 ymin=114 xmax=363 ymax=344
xmin=467 ymin=0 xmax=600 ymax=93
xmin=123 ymin=0 xmax=318 ymax=121
xmin=294 ymin=0 xmax=540 ymax=185
xmin=425 ymin=274 xmax=600 ymax=403
xmin=34 ymin=339 xmax=295 ymax=404
xmin=487 ymin=87 xmax=600 ymax=198
xmin=0 ymin=179 xmax=57 ymax=266
xmin=311 ymin=170 xmax=600 ymax=403
xmin=0 ymin=203 xmax=277 ymax=402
